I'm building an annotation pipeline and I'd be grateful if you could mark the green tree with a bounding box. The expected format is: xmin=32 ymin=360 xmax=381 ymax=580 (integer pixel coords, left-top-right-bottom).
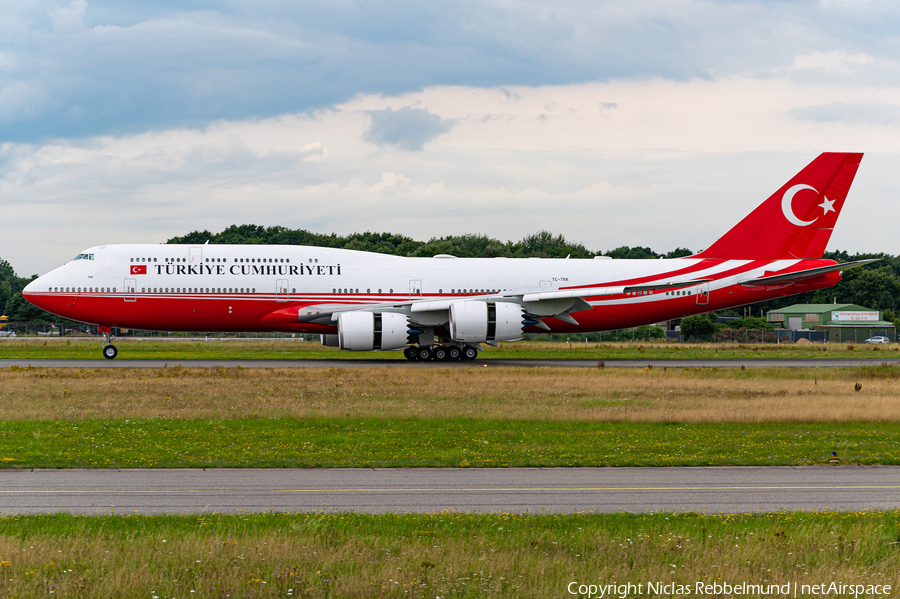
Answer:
xmin=843 ymin=269 xmax=900 ymax=312
xmin=4 ymin=292 xmax=49 ymax=322
xmin=680 ymin=314 xmax=717 ymax=341
xmin=631 ymin=325 xmax=666 ymax=339
xmin=719 ymin=316 xmax=772 ymax=330
xmin=0 ymin=258 xmax=14 ymax=281
xmin=665 ymin=247 xmax=694 ymax=258
xmin=514 ymin=231 xmax=594 ymax=258
xmin=604 ymin=246 xmax=658 ymax=259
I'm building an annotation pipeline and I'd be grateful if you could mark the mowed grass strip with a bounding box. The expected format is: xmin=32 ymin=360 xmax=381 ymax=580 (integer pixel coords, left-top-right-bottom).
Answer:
xmin=3 ymin=338 xmax=900 ymax=359
xmin=2 ymin=365 xmax=900 ymax=423
xmin=1 ymin=418 xmax=898 ymax=468
xmin=2 ymin=365 xmax=900 ymax=468
xmin=0 ymin=511 xmax=898 ymax=598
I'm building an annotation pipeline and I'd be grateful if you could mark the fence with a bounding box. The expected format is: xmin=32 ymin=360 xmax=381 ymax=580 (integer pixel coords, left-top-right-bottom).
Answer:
xmin=773 ymin=329 xmax=827 ymax=343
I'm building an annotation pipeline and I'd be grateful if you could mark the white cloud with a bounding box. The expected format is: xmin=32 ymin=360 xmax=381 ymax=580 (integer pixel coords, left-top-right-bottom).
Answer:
xmin=792 ymin=50 xmax=874 ymax=73
xmin=49 ymin=0 xmax=88 ymax=33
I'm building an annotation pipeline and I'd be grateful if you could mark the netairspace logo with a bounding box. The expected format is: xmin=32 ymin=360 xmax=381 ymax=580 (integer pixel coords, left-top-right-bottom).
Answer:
xmin=566 ymin=581 xmax=892 ymax=598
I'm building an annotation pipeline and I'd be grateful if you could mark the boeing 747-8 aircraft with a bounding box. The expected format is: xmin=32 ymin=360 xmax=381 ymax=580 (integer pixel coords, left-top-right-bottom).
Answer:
xmin=24 ymin=152 xmax=870 ymax=360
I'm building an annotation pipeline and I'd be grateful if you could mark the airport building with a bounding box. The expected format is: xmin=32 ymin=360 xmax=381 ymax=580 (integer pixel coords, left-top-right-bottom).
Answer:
xmin=766 ymin=303 xmax=896 ymax=342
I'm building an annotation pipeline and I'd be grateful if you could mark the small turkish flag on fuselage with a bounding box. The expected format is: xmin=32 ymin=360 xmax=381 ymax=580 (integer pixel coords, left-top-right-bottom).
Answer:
xmin=131 ymin=265 xmax=147 ymax=275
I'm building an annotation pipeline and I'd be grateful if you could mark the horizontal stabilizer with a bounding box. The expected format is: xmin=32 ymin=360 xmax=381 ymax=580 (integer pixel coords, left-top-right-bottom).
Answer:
xmin=737 ymin=259 xmax=877 ymax=287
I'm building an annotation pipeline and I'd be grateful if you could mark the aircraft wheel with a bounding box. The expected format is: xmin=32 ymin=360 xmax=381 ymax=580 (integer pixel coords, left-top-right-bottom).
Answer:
xmin=103 ymin=345 xmax=118 ymax=360
xmin=447 ymin=346 xmax=461 ymax=360
xmin=461 ymin=346 xmax=478 ymax=360
xmin=403 ymin=347 xmax=418 ymax=361
xmin=417 ymin=346 xmax=433 ymax=361
xmin=433 ymin=347 xmax=448 ymax=361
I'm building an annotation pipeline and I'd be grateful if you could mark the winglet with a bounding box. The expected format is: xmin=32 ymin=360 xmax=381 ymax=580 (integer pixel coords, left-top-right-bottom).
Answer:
xmin=695 ymin=153 xmax=863 ymax=260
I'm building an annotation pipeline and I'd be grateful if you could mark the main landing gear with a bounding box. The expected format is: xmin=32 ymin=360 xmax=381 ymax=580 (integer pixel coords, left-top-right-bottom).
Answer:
xmin=404 ymin=344 xmax=477 ymax=361
xmin=101 ymin=330 xmax=118 ymax=360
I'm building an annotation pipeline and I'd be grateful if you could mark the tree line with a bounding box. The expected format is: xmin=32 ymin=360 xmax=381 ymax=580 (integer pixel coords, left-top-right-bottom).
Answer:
xmin=168 ymin=224 xmax=695 ymax=261
xmin=3 ymin=225 xmax=898 ymax=329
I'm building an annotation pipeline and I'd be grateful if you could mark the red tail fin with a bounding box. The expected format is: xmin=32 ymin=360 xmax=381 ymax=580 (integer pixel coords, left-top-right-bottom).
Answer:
xmin=695 ymin=152 xmax=863 ymax=260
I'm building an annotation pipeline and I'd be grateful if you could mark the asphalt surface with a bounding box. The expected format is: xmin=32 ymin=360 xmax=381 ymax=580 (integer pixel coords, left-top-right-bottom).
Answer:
xmin=3 ymin=358 xmax=900 ymax=368
xmin=2 ymin=466 xmax=899 ymax=515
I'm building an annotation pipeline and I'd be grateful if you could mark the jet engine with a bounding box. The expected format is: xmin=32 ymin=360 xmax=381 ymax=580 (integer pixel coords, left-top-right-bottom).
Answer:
xmin=336 ymin=311 xmax=410 ymax=351
xmin=448 ymin=301 xmax=527 ymax=343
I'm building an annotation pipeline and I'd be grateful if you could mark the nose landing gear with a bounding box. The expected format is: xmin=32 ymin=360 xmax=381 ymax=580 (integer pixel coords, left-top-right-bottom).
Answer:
xmin=100 ymin=326 xmax=117 ymax=359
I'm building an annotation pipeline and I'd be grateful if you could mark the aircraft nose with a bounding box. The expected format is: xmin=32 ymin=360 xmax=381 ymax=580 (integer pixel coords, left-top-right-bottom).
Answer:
xmin=22 ymin=277 xmax=47 ymax=309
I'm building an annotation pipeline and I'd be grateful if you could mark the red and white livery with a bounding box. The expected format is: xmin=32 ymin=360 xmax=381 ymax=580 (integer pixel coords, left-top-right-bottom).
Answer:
xmin=24 ymin=152 xmax=870 ymax=360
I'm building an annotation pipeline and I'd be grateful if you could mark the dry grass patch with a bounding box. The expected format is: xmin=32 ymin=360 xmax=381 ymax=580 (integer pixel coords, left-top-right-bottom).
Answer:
xmin=2 ymin=365 xmax=900 ymax=423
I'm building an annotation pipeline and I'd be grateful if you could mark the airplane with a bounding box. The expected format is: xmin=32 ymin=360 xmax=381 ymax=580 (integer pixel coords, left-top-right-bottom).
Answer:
xmin=23 ymin=152 xmax=872 ymax=361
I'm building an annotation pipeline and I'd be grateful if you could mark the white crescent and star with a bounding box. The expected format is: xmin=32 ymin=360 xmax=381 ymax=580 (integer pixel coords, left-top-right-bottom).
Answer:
xmin=781 ymin=184 xmax=837 ymax=227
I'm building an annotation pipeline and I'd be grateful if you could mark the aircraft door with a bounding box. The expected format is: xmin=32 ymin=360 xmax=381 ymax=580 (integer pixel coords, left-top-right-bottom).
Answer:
xmin=696 ymin=282 xmax=709 ymax=305
xmin=540 ymin=280 xmax=552 ymax=290
xmin=124 ymin=278 xmax=136 ymax=302
xmin=409 ymin=279 xmax=422 ymax=300
xmin=276 ymin=279 xmax=289 ymax=302
xmin=190 ymin=247 xmax=202 ymax=265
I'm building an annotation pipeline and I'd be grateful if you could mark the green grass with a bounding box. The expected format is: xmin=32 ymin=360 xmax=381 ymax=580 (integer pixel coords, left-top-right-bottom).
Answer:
xmin=0 ymin=339 xmax=380 ymax=360
xmin=1 ymin=418 xmax=898 ymax=468
xmin=0 ymin=511 xmax=898 ymax=597
xmin=3 ymin=338 xmax=900 ymax=360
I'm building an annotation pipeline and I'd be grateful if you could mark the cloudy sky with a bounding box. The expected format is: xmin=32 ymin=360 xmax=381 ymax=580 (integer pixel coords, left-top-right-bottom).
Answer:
xmin=2 ymin=0 xmax=899 ymax=276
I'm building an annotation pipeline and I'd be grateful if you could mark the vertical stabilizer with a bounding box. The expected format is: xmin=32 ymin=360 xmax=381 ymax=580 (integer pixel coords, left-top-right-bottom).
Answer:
xmin=695 ymin=152 xmax=863 ymax=260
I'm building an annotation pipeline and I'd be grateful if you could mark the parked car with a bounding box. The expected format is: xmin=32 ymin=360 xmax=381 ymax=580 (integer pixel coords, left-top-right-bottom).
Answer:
xmin=865 ymin=336 xmax=891 ymax=344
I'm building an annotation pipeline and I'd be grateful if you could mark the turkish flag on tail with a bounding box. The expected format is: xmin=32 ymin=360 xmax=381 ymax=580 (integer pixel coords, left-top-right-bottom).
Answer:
xmin=695 ymin=152 xmax=863 ymax=260
xmin=130 ymin=265 xmax=147 ymax=275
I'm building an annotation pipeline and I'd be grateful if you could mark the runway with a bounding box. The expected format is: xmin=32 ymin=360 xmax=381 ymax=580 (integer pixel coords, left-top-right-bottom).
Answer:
xmin=2 ymin=466 xmax=899 ymax=515
xmin=2 ymin=358 xmax=900 ymax=369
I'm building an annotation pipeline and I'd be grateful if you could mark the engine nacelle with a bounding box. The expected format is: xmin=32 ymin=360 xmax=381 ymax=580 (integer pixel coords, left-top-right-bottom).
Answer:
xmin=320 ymin=334 xmax=339 ymax=347
xmin=337 ymin=311 xmax=410 ymax=351
xmin=449 ymin=301 xmax=525 ymax=343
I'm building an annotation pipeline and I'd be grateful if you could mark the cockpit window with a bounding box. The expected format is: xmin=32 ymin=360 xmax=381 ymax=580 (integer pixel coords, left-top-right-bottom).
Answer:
xmin=72 ymin=253 xmax=94 ymax=261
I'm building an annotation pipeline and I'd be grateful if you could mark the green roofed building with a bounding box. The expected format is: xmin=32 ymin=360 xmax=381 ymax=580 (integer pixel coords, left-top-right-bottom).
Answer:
xmin=766 ymin=304 xmax=896 ymax=343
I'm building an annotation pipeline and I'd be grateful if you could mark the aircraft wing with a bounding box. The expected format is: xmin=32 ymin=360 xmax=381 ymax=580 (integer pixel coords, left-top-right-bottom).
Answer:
xmin=290 ymin=278 xmax=712 ymax=328
xmin=736 ymin=260 xmax=877 ymax=287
